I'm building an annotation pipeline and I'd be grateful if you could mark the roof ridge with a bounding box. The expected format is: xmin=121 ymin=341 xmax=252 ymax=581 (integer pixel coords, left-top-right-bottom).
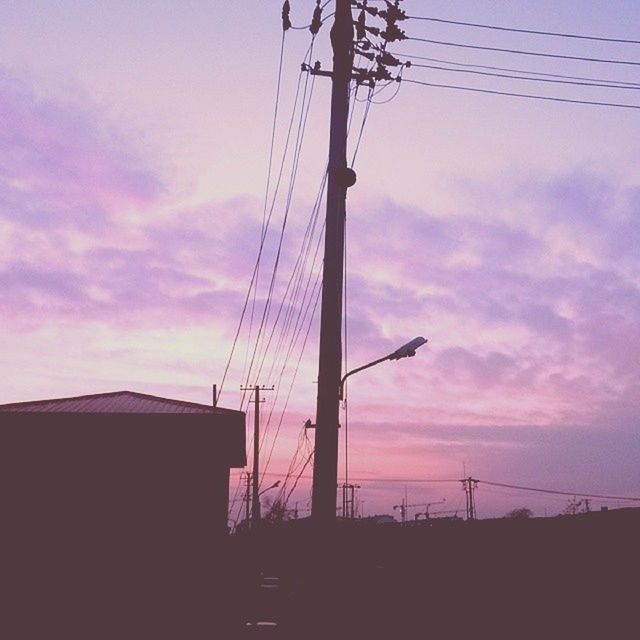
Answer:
xmin=0 ymin=390 xmax=238 ymax=413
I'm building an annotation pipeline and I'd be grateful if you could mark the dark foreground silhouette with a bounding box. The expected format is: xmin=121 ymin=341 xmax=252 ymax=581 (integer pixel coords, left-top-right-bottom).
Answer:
xmin=230 ymin=509 xmax=638 ymax=639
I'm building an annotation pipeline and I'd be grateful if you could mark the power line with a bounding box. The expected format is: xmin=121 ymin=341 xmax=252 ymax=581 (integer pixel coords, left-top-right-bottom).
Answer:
xmin=219 ymin=34 xmax=291 ymax=403
xmin=391 ymin=52 xmax=640 ymax=87
xmin=479 ymin=480 xmax=640 ymax=502
xmin=260 ymin=262 xmax=323 ymax=485
xmin=410 ymin=61 xmax=640 ymax=90
xmin=259 ymin=80 xmax=373 ymax=491
xmin=407 ymin=37 xmax=640 ymax=67
xmin=221 ymin=48 xmax=308 ymax=404
xmin=351 ymin=477 xmax=461 ymax=483
xmin=249 ymin=68 xmax=319 ymax=401
xmin=403 ymin=77 xmax=640 ymax=110
xmin=255 ymin=196 xmax=325 ymax=472
xmin=239 ymin=29 xmax=289 ymax=404
xmin=283 ymin=449 xmax=314 ymax=509
xmin=240 ymin=40 xmax=317 ymax=411
xmin=406 ymin=15 xmax=640 ymax=45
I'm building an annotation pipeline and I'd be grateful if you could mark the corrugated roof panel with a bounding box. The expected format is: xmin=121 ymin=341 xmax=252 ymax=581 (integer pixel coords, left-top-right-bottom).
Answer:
xmin=0 ymin=391 xmax=235 ymax=415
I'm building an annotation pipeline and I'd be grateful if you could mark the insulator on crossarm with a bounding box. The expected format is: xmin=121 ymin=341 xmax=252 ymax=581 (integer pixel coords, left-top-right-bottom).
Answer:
xmin=282 ymin=0 xmax=291 ymax=31
xmin=380 ymin=24 xmax=406 ymax=42
xmin=380 ymin=1 xmax=406 ymax=23
xmin=355 ymin=48 xmax=376 ymax=61
xmin=352 ymin=0 xmax=378 ymax=16
xmin=356 ymin=9 xmax=366 ymax=40
xmin=374 ymin=64 xmax=392 ymax=81
xmin=376 ymin=51 xmax=401 ymax=67
xmin=310 ymin=0 xmax=323 ymax=35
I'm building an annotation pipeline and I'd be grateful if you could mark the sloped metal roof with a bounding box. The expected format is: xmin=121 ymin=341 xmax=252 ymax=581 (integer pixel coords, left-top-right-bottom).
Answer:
xmin=0 ymin=390 xmax=238 ymax=415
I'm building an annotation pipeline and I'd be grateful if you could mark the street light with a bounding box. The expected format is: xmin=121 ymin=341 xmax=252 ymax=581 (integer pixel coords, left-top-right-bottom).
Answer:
xmin=339 ymin=336 xmax=428 ymax=400
xmin=259 ymin=480 xmax=280 ymax=497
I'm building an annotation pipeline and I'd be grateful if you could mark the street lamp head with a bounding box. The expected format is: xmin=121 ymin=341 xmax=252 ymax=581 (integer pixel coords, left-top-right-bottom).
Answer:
xmin=389 ymin=336 xmax=428 ymax=360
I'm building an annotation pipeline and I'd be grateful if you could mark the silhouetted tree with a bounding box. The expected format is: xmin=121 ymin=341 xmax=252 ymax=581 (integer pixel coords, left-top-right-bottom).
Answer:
xmin=504 ymin=507 xmax=533 ymax=519
xmin=263 ymin=497 xmax=287 ymax=524
xmin=563 ymin=497 xmax=589 ymax=515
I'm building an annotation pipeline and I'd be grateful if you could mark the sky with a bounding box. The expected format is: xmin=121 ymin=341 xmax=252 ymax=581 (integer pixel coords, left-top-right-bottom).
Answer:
xmin=1 ymin=1 xmax=640 ymax=520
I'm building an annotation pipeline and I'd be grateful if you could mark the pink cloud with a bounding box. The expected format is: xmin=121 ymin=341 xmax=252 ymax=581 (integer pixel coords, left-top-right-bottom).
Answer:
xmin=2 ymin=62 xmax=639 ymax=518
xmin=0 ymin=70 xmax=161 ymax=232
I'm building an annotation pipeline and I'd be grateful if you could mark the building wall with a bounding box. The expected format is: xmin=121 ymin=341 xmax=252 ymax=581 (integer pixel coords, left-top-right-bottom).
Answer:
xmin=1 ymin=413 xmax=241 ymax=639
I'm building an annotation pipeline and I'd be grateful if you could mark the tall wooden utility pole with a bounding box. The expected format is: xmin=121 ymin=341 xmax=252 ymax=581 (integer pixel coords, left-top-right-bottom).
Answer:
xmin=241 ymin=384 xmax=273 ymax=528
xmin=302 ymin=0 xmax=406 ymax=522
xmin=311 ymin=0 xmax=354 ymax=523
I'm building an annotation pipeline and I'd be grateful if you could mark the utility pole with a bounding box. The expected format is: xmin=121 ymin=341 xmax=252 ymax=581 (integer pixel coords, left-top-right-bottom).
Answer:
xmin=341 ymin=483 xmax=360 ymax=519
xmin=241 ymin=385 xmax=274 ymax=528
xmin=462 ymin=477 xmax=478 ymax=521
xmin=311 ymin=0 xmax=354 ymax=524
xmin=244 ymin=471 xmax=252 ymax=524
xmin=303 ymin=0 xmax=407 ymax=522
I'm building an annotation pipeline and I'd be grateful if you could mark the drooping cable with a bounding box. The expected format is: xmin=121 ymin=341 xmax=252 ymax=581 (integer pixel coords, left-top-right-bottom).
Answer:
xmin=409 ymin=61 xmax=640 ymax=91
xmin=406 ymin=15 xmax=640 ymax=45
xmin=406 ymin=37 xmax=640 ymax=67
xmin=219 ymin=31 xmax=289 ymax=403
xmin=479 ymin=479 xmax=640 ymax=502
xmin=221 ymin=46 xmax=307 ymax=406
xmin=403 ymin=77 xmax=640 ymax=110
xmin=250 ymin=72 xmax=320 ymax=398
xmin=390 ymin=52 xmax=640 ymax=87
xmin=240 ymin=40 xmax=317 ymax=411
xmin=258 ymin=83 xmax=364 ymax=487
xmin=259 ymin=227 xmax=325 ymax=485
xmin=239 ymin=29 xmax=289 ymax=400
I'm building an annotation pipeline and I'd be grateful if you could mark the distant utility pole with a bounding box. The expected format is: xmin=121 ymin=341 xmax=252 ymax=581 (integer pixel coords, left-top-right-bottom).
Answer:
xmin=304 ymin=0 xmax=407 ymax=522
xmin=244 ymin=471 xmax=252 ymax=523
xmin=341 ymin=483 xmax=360 ymax=519
xmin=240 ymin=385 xmax=274 ymax=528
xmin=462 ymin=477 xmax=479 ymax=521
xmin=393 ymin=497 xmax=408 ymax=524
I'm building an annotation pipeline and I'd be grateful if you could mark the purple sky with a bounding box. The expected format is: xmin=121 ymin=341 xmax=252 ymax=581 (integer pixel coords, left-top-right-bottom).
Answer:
xmin=1 ymin=1 xmax=639 ymax=519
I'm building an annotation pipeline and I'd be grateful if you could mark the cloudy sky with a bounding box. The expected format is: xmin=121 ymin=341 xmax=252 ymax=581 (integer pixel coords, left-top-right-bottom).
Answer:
xmin=2 ymin=1 xmax=639 ymax=518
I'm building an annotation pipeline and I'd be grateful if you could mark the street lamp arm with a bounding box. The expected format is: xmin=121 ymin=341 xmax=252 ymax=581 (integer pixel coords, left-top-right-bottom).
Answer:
xmin=338 ymin=337 xmax=428 ymax=400
xmin=258 ymin=480 xmax=280 ymax=497
xmin=339 ymin=354 xmax=390 ymax=400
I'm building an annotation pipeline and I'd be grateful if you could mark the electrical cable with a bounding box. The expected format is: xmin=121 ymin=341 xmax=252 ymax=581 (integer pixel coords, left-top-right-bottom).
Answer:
xmin=351 ymin=477 xmax=462 ymax=483
xmin=479 ymin=479 xmax=640 ymax=502
xmin=368 ymin=77 xmax=403 ymax=104
xmin=259 ymin=81 xmax=366 ymax=488
xmin=283 ymin=448 xmax=315 ymax=509
xmin=290 ymin=0 xmax=334 ymax=30
xmin=254 ymin=174 xmax=326 ymax=472
xmin=221 ymin=55 xmax=307 ymax=407
xmin=229 ymin=38 xmax=317 ymax=517
xmin=406 ymin=15 xmax=640 ymax=45
xmin=260 ymin=262 xmax=323 ymax=484
xmin=249 ymin=70 xmax=319 ymax=402
xmin=409 ymin=61 xmax=640 ymax=90
xmin=240 ymin=40 xmax=317 ymax=411
xmin=407 ymin=37 xmax=640 ymax=67
xmin=239 ymin=30 xmax=288 ymax=402
xmin=391 ymin=52 xmax=640 ymax=87
xmin=403 ymin=77 xmax=640 ymax=110
xmin=225 ymin=31 xmax=290 ymax=514
xmin=219 ymin=32 xmax=290 ymax=403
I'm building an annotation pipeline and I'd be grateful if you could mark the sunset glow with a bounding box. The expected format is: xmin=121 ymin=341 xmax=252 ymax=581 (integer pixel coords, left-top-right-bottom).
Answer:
xmin=2 ymin=0 xmax=639 ymax=519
